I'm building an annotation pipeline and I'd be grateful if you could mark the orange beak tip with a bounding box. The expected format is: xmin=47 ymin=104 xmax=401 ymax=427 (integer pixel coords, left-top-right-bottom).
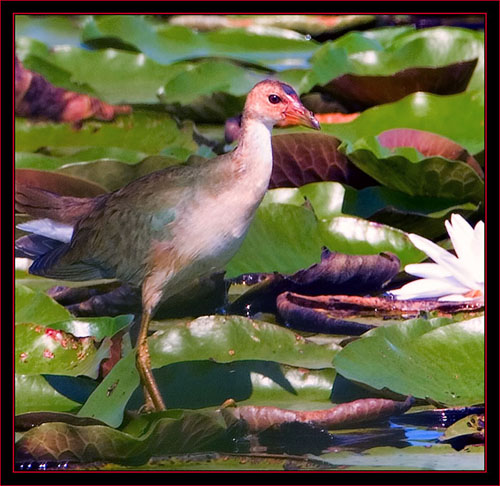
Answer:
xmin=284 ymin=104 xmax=321 ymax=130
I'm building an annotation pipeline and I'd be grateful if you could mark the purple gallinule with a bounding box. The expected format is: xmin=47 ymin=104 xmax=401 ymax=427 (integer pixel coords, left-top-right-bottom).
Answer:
xmin=15 ymin=80 xmax=320 ymax=411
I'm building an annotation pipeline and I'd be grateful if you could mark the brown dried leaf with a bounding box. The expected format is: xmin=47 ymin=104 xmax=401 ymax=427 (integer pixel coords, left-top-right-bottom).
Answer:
xmin=324 ymin=59 xmax=478 ymax=110
xmin=276 ymin=292 xmax=484 ymax=335
xmin=15 ymin=412 xmax=108 ymax=431
xmin=230 ymin=251 xmax=400 ymax=318
xmin=227 ymin=396 xmax=414 ymax=432
xmin=15 ymin=56 xmax=131 ymax=124
xmin=15 ymin=168 xmax=107 ymax=199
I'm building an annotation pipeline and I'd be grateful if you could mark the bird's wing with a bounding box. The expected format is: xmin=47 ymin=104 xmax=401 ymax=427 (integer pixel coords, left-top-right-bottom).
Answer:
xmin=39 ymin=165 xmax=201 ymax=285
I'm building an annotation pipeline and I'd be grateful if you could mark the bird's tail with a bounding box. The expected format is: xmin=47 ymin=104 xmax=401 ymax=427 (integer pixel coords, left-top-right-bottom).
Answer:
xmin=15 ymin=184 xmax=101 ymax=276
xmin=15 ymin=183 xmax=99 ymax=225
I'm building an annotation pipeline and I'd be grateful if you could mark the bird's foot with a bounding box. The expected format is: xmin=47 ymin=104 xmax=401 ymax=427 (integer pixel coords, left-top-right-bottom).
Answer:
xmin=138 ymin=387 xmax=162 ymax=414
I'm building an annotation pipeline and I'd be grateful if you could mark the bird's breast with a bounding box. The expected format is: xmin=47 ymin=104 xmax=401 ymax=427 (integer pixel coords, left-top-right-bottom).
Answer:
xmin=172 ymin=173 xmax=268 ymax=275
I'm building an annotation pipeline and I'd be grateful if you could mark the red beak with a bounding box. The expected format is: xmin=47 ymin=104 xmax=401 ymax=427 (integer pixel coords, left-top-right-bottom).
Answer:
xmin=281 ymin=100 xmax=320 ymax=130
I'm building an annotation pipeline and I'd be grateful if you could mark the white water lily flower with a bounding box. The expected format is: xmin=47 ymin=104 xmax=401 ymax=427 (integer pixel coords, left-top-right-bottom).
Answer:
xmin=389 ymin=214 xmax=484 ymax=302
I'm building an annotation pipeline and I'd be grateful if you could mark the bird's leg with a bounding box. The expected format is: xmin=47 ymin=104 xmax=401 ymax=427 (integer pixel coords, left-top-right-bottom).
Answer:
xmin=136 ymin=308 xmax=166 ymax=412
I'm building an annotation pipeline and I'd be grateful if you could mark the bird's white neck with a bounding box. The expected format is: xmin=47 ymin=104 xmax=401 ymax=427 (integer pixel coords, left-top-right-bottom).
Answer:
xmin=233 ymin=117 xmax=274 ymax=184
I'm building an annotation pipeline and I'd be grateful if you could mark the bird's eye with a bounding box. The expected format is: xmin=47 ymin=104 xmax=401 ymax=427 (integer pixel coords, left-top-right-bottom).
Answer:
xmin=268 ymin=94 xmax=281 ymax=104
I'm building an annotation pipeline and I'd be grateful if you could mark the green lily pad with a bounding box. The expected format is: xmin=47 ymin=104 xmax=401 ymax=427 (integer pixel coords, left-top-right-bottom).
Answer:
xmin=77 ymin=350 xmax=139 ymax=426
xmin=16 ymin=36 xmax=192 ymax=105
xmin=226 ymin=203 xmax=324 ymax=277
xmin=15 ymin=323 xmax=110 ymax=378
xmin=157 ymin=60 xmax=270 ymax=122
xmin=15 ymin=283 xmax=71 ymax=325
xmin=227 ymin=188 xmax=425 ymax=276
xmin=15 ymin=374 xmax=81 ymax=415
xmin=269 ymin=178 xmax=479 ymax=239
xmin=170 ymin=14 xmax=376 ymax=36
xmin=149 ymin=315 xmax=339 ymax=370
xmin=49 ymin=314 xmax=133 ymax=340
xmin=160 ymin=60 xmax=268 ymax=105
xmin=310 ymin=26 xmax=483 ymax=89
xmin=80 ymin=358 xmax=337 ymax=427
xmin=343 ymin=137 xmax=484 ymax=203
xmin=322 ymin=91 xmax=484 ymax=156
xmin=361 ymin=26 xmax=416 ymax=48
xmin=16 ymin=147 xmax=148 ymax=171
xmin=318 ymin=215 xmax=423 ymax=267
xmin=441 ymin=414 xmax=484 ymax=441
xmin=15 ymin=15 xmax=88 ymax=47
xmin=78 ymin=315 xmax=339 ymax=426
xmin=319 ymin=444 xmax=484 ymax=470
xmin=15 ymin=111 xmax=197 ymax=156
xmin=16 ymin=37 xmax=97 ymax=95
xmin=14 ymin=268 xmax=115 ymax=293
xmin=333 ymin=315 xmax=484 ymax=407
xmin=342 ymin=185 xmax=478 ymax=220
xmin=341 ymin=185 xmax=479 ymax=239
xmin=82 ymin=15 xmax=319 ymax=69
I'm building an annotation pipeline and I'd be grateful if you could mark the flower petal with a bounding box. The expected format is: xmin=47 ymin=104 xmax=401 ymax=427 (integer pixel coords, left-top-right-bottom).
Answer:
xmin=408 ymin=233 xmax=477 ymax=290
xmin=438 ymin=294 xmax=472 ymax=302
xmin=445 ymin=214 xmax=474 ymax=263
xmin=471 ymin=220 xmax=484 ymax=284
xmin=389 ymin=277 xmax=471 ymax=300
xmin=445 ymin=214 xmax=480 ymax=283
xmin=404 ymin=262 xmax=452 ymax=279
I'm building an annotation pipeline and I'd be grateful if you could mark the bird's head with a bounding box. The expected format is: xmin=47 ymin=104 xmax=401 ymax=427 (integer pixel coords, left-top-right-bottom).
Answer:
xmin=243 ymin=80 xmax=320 ymax=130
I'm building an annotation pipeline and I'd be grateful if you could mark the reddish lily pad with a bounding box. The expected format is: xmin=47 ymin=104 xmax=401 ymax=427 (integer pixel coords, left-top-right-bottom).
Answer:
xmin=270 ymin=132 xmax=376 ymax=189
xmin=324 ymin=59 xmax=478 ymax=110
xmin=378 ymin=128 xmax=483 ymax=177
xmin=223 ymin=126 xmax=377 ymax=189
